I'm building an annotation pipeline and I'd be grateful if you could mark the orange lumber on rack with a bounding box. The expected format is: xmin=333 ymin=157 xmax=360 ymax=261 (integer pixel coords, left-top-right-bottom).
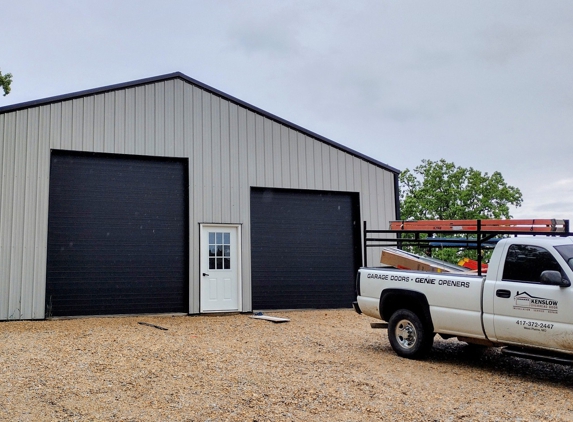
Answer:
xmin=389 ymin=219 xmax=567 ymax=233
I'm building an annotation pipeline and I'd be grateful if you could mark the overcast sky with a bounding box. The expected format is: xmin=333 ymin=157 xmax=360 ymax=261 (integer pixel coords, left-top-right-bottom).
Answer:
xmin=3 ymin=1 xmax=572 ymax=220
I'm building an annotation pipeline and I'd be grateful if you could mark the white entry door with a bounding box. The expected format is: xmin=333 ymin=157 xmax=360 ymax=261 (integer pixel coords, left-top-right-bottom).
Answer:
xmin=200 ymin=224 xmax=241 ymax=312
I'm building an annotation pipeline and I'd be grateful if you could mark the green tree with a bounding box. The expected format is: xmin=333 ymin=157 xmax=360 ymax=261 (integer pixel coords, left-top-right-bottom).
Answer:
xmin=0 ymin=70 xmax=13 ymax=96
xmin=399 ymin=159 xmax=523 ymax=263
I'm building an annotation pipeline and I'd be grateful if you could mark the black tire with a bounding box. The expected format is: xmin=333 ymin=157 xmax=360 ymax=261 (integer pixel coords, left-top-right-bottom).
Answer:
xmin=387 ymin=309 xmax=433 ymax=359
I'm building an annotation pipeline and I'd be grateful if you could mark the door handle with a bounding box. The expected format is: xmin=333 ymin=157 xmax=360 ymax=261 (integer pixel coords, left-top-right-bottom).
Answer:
xmin=202 ymin=273 xmax=209 ymax=277
xmin=496 ymin=289 xmax=511 ymax=299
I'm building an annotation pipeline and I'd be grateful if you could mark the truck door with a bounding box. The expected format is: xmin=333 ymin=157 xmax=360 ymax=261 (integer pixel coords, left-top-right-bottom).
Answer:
xmin=492 ymin=243 xmax=573 ymax=353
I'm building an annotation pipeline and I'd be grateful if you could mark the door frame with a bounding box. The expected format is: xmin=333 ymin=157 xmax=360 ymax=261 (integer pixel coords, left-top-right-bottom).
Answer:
xmin=199 ymin=223 xmax=242 ymax=313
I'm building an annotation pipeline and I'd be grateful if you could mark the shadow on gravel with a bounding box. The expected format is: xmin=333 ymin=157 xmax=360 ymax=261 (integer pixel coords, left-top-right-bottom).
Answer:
xmin=429 ymin=338 xmax=573 ymax=387
xmin=364 ymin=337 xmax=573 ymax=387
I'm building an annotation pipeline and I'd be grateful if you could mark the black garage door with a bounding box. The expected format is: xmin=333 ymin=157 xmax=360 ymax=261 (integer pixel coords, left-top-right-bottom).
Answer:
xmin=46 ymin=151 xmax=189 ymax=317
xmin=251 ymin=188 xmax=361 ymax=309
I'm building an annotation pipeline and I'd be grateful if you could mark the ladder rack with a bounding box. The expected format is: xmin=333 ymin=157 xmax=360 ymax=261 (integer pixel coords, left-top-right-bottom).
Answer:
xmin=363 ymin=219 xmax=571 ymax=276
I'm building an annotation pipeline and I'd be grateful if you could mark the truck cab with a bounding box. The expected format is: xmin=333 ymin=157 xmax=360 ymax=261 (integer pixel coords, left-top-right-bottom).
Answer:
xmin=483 ymin=237 xmax=573 ymax=353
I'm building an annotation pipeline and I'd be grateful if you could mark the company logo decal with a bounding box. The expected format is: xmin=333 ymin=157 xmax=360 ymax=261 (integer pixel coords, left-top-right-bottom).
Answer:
xmin=514 ymin=291 xmax=558 ymax=314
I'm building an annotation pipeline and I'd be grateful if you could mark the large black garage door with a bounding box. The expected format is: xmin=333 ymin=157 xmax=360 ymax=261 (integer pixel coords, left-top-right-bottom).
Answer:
xmin=251 ymin=188 xmax=361 ymax=309
xmin=46 ymin=151 xmax=189 ymax=317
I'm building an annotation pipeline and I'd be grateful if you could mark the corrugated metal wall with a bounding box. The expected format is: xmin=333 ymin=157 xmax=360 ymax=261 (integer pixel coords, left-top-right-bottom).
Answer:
xmin=0 ymin=77 xmax=397 ymax=320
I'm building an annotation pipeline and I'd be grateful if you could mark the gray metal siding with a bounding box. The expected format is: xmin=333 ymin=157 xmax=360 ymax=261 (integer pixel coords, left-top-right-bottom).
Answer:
xmin=0 ymin=78 xmax=396 ymax=320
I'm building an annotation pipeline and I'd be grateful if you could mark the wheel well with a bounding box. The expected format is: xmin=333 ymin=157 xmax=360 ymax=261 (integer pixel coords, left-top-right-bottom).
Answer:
xmin=380 ymin=289 xmax=434 ymax=332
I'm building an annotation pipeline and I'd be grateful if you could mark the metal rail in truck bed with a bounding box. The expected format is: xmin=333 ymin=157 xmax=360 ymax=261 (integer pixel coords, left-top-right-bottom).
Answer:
xmin=363 ymin=219 xmax=571 ymax=275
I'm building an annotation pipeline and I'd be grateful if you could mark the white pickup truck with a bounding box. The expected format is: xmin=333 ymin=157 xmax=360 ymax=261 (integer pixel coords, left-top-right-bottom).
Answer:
xmin=354 ymin=235 xmax=573 ymax=363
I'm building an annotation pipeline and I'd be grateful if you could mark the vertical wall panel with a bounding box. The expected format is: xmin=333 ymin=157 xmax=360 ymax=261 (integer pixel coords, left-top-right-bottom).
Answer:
xmin=305 ymin=136 xmax=315 ymax=189
xmin=93 ymin=94 xmax=104 ymax=151
xmin=190 ymin=86 xmax=203 ymax=313
xmin=229 ymin=103 xmax=240 ymax=223
xmin=21 ymin=108 xmax=39 ymax=319
xmin=255 ymin=114 xmax=265 ymax=186
xmin=272 ymin=122 xmax=282 ymax=187
xmin=384 ymin=171 xmax=396 ymax=222
xmin=114 ymin=91 xmax=125 ymax=154
xmin=220 ymin=100 xmax=231 ymax=223
xmin=334 ymin=151 xmax=346 ymax=191
xmin=104 ymin=92 xmax=115 ymax=153
xmin=246 ymin=111 xmax=257 ymax=186
xmin=360 ymin=161 xmax=371 ymax=264
xmin=50 ymin=103 xmax=62 ymax=150
xmin=174 ymin=80 xmax=185 ymax=157
xmin=264 ymin=119 xmax=274 ymax=185
xmin=9 ymin=111 xmax=27 ymax=319
xmin=71 ymin=99 xmax=83 ymax=151
xmin=134 ymin=86 xmax=145 ymax=156
xmin=202 ymin=91 xmax=212 ymax=220
xmin=321 ymin=143 xmax=330 ymax=190
xmin=144 ymin=84 xmax=155 ymax=155
xmin=345 ymin=154 xmax=354 ymax=192
xmin=155 ymin=82 xmax=165 ymax=156
xmin=0 ymin=113 xmax=16 ymax=319
xmin=182 ymin=84 xmax=194 ymax=312
xmin=33 ymin=105 xmax=51 ymax=319
xmin=124 ymin=88 xmax=136 ymax=155
xmin=288 ymin=129 xmax=298 ymax=187
xmin=61 ymin=102 xmax=73 ymax=150
xmin=182 ymin=84 xmax=193 ymax=158
xmin=192 ymin=86 xmax=203 ymax=222
xmin=238 ymin=107 xmax=252 ymax=312
xmin=238 ymin=108 xmax=249 ymax=221
xmin=165 ymin=80 xmax=175 ymax=157
xmin=297 ymin=133 xmax=307 ymax=189
xmin=82 ymin=96 xmax=95 ymax=151
xmin=368 ymin=165 xmax=380 ymax=228
xmin=280 ymin=126 xmax=290 ymax=187
xmin=313 ymin=141 xmax=323 ymax=189
xmin=211 ymin=96 xmax=222 ymax=222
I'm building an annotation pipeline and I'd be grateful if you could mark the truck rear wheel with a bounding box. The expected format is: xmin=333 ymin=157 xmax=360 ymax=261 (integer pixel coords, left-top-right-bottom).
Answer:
xmin=388 ymin=309 xmax=433 ymax=359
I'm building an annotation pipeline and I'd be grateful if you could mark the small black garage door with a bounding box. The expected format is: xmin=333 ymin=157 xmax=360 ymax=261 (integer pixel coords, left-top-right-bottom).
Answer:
xmin=46 ymin=151 xmax=189 ymax=317
xmin=251 ymin=188 xmax=361 ymax=309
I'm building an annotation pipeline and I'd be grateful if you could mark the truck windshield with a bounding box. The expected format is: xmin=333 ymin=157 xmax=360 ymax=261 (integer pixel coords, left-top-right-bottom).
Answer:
xmin=555 ymin=245 xmax=573 ymax=271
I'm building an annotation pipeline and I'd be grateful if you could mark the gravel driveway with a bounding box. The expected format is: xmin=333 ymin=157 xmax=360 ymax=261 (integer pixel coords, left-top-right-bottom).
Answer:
xmin=1 ymin=309 xmax=573 ymax=421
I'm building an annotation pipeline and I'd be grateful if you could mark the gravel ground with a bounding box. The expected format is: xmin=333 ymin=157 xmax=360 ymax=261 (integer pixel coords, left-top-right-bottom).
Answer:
xmin=1 ymin=309 xmax=573 ymax=421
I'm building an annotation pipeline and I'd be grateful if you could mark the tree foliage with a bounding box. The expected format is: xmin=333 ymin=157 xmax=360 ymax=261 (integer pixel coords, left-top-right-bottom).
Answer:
xmin=400 ymin=159 xmax=523 ymax=221
xmin=399 ymin=159 xmax=523 ymax=263
xmin=0 ymin=70 xmax=13 ymax=96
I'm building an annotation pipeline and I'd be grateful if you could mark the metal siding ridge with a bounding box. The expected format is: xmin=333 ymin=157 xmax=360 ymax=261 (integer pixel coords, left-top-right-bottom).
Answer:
xmin=21 ymin=108 xmax=39 ymax=319
xmin=0 ymin=71 xmax=399 ymax=174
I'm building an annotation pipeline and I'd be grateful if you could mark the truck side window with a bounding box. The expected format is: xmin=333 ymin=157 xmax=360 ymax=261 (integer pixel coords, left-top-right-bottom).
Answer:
xmin=502 ymin=244 xmax=562 ymax=283
xmin=555 ymin=245 xmax=573 ymax=272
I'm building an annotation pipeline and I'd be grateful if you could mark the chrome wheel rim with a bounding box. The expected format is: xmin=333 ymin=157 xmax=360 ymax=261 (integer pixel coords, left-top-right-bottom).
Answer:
xmin=394 ymin=319 xmax=417 ymax=349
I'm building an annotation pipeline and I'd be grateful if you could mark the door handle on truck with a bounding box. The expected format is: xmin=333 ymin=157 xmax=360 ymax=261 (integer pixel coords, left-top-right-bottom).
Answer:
xmin=496 ymin=289 xmax=511 ymax=298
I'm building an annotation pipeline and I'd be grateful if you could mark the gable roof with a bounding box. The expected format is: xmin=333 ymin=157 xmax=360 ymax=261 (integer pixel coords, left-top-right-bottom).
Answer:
xmin=0 ymin=71 xmax=399 ymax=174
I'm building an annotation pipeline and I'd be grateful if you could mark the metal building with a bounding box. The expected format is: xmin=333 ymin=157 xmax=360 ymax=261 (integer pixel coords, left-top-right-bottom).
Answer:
xmin=0 ymin=72 xmax=399 ymax=320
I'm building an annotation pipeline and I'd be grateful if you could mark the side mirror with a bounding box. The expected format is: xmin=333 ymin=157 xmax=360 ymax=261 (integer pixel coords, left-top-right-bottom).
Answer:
xmin=540 ymin=270 xmax=571 ymax=287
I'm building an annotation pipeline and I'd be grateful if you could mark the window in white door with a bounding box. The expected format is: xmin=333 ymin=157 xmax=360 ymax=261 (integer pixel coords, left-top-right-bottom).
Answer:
xmin=209 ymin=232 xmax=231 ymax=270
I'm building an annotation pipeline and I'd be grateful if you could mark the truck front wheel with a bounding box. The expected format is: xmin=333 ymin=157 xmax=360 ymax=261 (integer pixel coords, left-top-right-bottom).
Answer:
xmin=388 ymin=309 xmax=433 ymax=359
